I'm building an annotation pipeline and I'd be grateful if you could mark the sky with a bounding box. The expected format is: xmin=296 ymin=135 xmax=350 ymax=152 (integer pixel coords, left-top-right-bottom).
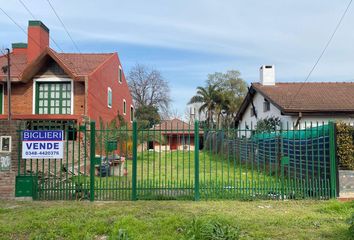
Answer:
xmin=1 ymin=0 xmax=354 ymax=116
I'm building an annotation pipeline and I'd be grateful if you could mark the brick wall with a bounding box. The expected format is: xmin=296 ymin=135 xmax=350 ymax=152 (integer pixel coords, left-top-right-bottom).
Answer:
xmin=88 ymin=53 xmax=134 ymax=126
xmin=0 ymin=120 xmax=22 ymax=199
xmin=3 ymin=80 xmax=85 ymax=116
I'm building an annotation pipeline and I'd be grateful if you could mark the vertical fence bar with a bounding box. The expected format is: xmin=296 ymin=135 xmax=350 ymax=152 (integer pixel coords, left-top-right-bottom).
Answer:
xmin=329 ymin=121 xmax=337 ymax=198
xmin=132 ymin=121 xmax=138 ymax=201
xmin=89 ymin=121 xmax=96 ymax=202
xmin=194 ymin=121 xmax=200 ymax=201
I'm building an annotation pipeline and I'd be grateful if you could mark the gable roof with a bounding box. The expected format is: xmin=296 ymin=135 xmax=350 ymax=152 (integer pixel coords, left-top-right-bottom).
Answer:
xmin=154 ymin=118 xmax=194 ymax=131
xmin=152 ymin=118 xmax=204 ymax=135
xmin=236 ymin=82 xmax=354 ymax=122
xmin=0 ymin=47 xmax=114 ymax=82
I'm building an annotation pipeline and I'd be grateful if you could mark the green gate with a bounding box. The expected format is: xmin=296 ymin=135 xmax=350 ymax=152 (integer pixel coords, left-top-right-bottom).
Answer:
xmin=16 ymin=120 xmax=89 ymax=200
xmin=15 ymin=120 xmax=338 ymax=201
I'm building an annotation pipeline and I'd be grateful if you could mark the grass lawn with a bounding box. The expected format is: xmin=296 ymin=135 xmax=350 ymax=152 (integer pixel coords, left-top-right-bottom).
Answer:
xmin=40 ymin=151 xmax=328 ymax=201
xmin=0 ymin=199 xmax=353 ymax=240
xmin=69 ymin=151 xmax=279 ymax=200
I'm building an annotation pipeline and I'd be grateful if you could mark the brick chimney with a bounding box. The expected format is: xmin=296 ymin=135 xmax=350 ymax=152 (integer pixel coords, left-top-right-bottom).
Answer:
xmin=27 ymin=20 xmax=49 ymax=62
xmin=12 ymin=43 xmax=27 ymax=55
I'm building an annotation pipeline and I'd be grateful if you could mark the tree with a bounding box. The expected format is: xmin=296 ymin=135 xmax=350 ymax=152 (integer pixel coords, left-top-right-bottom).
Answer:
xmin=127 ymin=64 xmax=171 ymax=113
xmin=207 ymin=70 xmax=247 ymax=99
xmin=135 ymin=105 xmax=161 ymax=129
xmin=188 ymin=84 xmax=221 ymax=128
xmin=207 ymin=70 xmax=247 ymax=128
xmin=189 ymin=70 xmax=247 ymax=129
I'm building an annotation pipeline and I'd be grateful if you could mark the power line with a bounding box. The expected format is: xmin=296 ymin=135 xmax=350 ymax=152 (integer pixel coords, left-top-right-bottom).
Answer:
xmin=45 ymin=0 xmax=81 ymax=53
xmin=287 ymin=0 xmax=353 ymax=108
xmin=18 ymin=0 xmax=35 ymax=18
xmin=0 ymin=6 xmax=72 ymax=75
xmin=17 ymin=0 xmax=64 ymax=52
xmin=0 ymin=6 xmax=49 ymax=75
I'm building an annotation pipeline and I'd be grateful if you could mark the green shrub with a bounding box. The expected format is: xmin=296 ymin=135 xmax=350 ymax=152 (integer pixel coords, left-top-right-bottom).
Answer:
xmin=349 ymin=213 xmax=354 ymax=240
xmin=336 ymin=123 xmax=354 ymax=170
xmin=184 ymin=218 xmax=240 ymax=240
xmin=255 ymin=117 xmax=281 ymax=133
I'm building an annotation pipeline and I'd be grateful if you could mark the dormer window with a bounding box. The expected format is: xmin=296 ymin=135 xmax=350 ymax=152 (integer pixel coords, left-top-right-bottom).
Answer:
xmin=118 ymin=66 xmax=122 ymax=84
xmin=263 ymin=99 xmax=270 ymax=112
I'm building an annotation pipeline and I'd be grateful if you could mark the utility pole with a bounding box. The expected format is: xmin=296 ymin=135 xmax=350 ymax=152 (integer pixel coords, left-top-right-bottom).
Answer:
xmin=5 ymin=48 xmax=11 ymax=121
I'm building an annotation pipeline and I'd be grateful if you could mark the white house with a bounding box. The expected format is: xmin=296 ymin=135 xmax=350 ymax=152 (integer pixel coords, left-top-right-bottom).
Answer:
xmin=235 ymin=65 xmax=354 ymax=130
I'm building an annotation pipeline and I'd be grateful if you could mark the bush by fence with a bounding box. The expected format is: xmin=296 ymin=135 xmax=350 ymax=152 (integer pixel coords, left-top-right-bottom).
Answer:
xmin=336 ymin=122 xmax=354 ymax=170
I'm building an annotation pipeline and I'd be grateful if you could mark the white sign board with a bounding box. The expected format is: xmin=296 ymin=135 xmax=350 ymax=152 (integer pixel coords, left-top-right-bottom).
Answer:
xmin=22 ymin=130 xmax=64 ymax=159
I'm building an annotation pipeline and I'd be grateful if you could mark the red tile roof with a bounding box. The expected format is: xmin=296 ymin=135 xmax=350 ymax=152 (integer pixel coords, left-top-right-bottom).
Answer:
xmin=252 ymin=82 xmax=354 ymax=112
xmin=0 ymin=53 xmax=27 ymax=77
xmin=154 ymin=118 xmax=194 ymax=130
xmin=0 ymin=48 xmax=114 ymax=80
xmin=55 ymin=53 xmax=113 ymax=76
xmin=235 ymin=81 xmax=354 ymax=124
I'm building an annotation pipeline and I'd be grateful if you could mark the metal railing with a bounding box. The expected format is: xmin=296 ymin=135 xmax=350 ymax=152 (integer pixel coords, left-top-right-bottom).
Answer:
xmin=16 ymin=120 xmax=338 ymax=201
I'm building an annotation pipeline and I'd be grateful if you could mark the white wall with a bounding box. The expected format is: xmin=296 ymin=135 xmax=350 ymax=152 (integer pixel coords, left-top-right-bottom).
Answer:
xmin=187 ymin=102 xmax=207 ymax=122
xmin=238 ymin=91 xmax=354 ymax=130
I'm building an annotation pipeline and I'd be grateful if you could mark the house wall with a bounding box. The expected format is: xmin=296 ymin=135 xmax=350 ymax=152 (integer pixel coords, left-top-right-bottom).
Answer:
xmin=2 ymin=79 xmax=85 ymax=117
xmin=152 ymin=135 xmax=196 ymax=151
xmin=239 ymin=92 xmax=291 ymax=129
xmin=239 ymin=91 xmax=354 ymax=131
xmin=88 ymin=53 xmax=133 ymax=126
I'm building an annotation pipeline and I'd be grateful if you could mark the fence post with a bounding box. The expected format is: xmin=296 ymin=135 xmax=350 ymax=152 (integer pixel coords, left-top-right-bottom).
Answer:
xmin=89 ymin=121 xmax=96 ymax=202
xmin=329 ymin=121 xmax=337 ymax=198
xmin=194 ymin=121 xmax=200 ymax=201
xmin=132 ymin=121 xmax=137 ymax=201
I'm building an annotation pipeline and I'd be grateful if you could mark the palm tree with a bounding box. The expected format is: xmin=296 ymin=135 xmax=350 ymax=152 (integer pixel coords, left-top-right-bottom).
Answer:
xmin=189 ymin=84 xmax=221 ymax=128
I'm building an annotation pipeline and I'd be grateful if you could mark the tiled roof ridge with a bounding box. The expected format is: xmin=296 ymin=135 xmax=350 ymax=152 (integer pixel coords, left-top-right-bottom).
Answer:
xmin=253 ymin=81 xmax=354 ymax=84
xmin=56 ymin=52 xmax=114 ymax=55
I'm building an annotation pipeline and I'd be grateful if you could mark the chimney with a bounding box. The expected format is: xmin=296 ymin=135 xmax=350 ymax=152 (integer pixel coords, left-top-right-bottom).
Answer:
xmin=12 ymin=43 xmax=27 ymax=55
xmin=260 ymin=65 xmax=275 ymax=86
xmin=27 ymin=20 xmax=49 ymax=62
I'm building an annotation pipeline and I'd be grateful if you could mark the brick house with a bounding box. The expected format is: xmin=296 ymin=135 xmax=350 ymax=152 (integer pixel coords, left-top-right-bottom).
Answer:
xmin=149 ymin=118 xmax=203 ymax=151
xmin=0 ymin=20 xmax=134 ymax=127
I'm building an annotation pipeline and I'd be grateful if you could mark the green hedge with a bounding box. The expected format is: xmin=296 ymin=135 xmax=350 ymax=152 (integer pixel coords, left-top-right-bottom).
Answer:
xmin=336 ymin=123 xmax=354 ymax=170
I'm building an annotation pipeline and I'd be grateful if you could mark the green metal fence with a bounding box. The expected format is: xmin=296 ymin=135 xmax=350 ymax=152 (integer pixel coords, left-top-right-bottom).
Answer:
xmin=15 ymin=120 xmax=338 ymax=201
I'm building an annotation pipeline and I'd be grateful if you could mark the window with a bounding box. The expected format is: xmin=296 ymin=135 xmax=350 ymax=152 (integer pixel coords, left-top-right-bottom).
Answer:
xmin=0 ymin=84 xmax=3 ymax=114
xmin=180 ymin=135 xmax=190 ymax=145
xmin=0 ymin=136 xmax=11 ymax=152
xmin=107 ymin=87 xmax=112 ymax=108
xmin=36 ymin=82 xmax=71 ymax=114
xmin=250 ymin=107 xmax=256 ymax=117
xmin=123 ymin=99 xmax=126 ymax=115
xmin=130 ymin=105 xmax=134 ymax=122
xmin=118 ymin=66 xmax=122 ymax=84
xmin=263 ymin=99 xmax=270 ymax=112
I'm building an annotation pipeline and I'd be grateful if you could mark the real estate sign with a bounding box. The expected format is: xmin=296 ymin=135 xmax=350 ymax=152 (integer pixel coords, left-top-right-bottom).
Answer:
xmin=22 ymin=130 xmax=64 ymax=159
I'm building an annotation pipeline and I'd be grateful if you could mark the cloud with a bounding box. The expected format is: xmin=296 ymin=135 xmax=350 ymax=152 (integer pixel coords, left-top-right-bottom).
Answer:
xmin=1 ymin=0 xmax=353 ymax=112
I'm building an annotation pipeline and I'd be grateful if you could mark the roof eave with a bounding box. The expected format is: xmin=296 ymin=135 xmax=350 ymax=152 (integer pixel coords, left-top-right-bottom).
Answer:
xmin=282 ymin=110 xmax=354 ymax=116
